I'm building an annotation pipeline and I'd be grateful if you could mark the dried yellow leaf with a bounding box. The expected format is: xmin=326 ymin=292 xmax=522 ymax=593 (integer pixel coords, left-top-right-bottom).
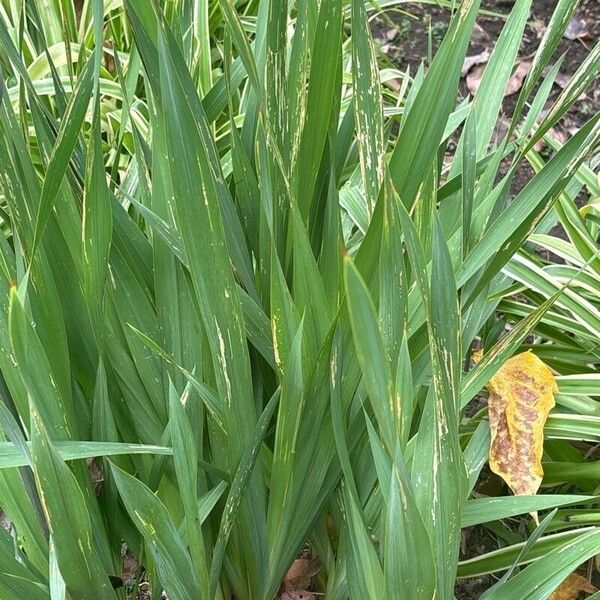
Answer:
xmin=484 ymin=350 xmax=557 ymax=496
xmin=548 ymin=573 xmax=597 ymax=600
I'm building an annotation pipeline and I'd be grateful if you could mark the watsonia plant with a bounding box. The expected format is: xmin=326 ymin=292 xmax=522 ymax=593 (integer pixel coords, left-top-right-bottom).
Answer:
xmin=0 ymin=0 xmax=598 ymax=598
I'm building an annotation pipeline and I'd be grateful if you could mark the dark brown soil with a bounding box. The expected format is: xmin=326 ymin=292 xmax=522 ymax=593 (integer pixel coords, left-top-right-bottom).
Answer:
xmin=373 ymin=0 xmax=600 ymax=198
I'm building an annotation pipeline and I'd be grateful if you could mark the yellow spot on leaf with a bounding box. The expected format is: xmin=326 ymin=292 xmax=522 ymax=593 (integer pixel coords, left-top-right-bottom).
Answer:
xmin=483 ymin=350 xmax=557 ymax=496
xmin=548 ymin=573 xmax=597 ymax=600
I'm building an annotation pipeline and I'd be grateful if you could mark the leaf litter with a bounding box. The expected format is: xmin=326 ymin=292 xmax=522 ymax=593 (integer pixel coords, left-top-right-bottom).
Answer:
xmin=548 ymin=572 xmax=597 ymax=600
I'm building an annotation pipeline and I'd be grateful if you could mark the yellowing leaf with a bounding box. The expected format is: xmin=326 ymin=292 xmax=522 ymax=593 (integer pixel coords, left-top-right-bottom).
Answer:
xmin=548 ymin=573 xmax=597 ymax=600
xmin=483 ymin=350 xmax=557 ymax=496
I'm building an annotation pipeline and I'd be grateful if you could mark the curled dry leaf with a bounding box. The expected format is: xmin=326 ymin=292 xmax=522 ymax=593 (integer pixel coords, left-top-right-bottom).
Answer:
xmin=466 ymin=64 xmax=485 ymax=95
xmin=549 ymin=573 xmax=597 ymax=600
xmin=504 ymin=61 xmax=530 ymax=96
xmin=283 ymin=558 xmax=320 ymax=590
xmin=461 ymin=49 xmax=490 ymax=77
xmin=466 ymin=60 xmax=531 ymax=97
xmin=278 ymin=558 xmax=320 ymax=600
xmin=482 ymin=350 xmax=557 ymax=496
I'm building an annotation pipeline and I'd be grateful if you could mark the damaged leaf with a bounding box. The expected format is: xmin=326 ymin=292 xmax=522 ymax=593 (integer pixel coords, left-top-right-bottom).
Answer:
xmin=482 ymin=350 xmax=557 ymax=496
xmin=549 ymin=573 xmax=597 ymax=599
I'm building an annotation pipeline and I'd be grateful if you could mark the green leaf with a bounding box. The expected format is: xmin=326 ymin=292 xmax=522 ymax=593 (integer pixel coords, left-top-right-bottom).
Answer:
xmin=111 ymin=463 xmax=201 ymax=600
xmin=8 ymin=287 xmax=76 ymax=439
xmin=169 ymin=381 xmax=208 ymax=596
xmin=414 ymin=218 xmax=465 ymax=597
xmin=388 ymin=0 xmax=481 ymax=209
xmin=82 ymin=101 xmax=112 ymax=328
xmin=31 ymin=52 xmax=96 ymax=257
xmin=344 ymin=485 xmax=384 ymax=600
xmin=209 ymin=388 xmax=280 ymax=599
xmin=0 ymin=441 xmax=172 ymax=470
xmin=30 ymin=405 xmax=115 ymax=598
xmin=383 ymin=448 xmax=436 ymax=599
xmin=462 ymin=495 xmax=597 ymax=528
xmin=49 ymin=536 xmax=66 ymax=600
xmin=458 ymin=529 xmax=592 ymax=578
xmin=0 ymin=526 xmax=48 ymax=600
xmin=459 ymin=114 xmax=600 ymax=296
xmin=484 ymin=528 xmax=600 ymax=599
xmin=295 ymin=0 xmax=343 ymax=220
xmin=351 ymin=0 xmax=384 ymax=216
xmin=344 ymin=257 xmax=397 ymax=453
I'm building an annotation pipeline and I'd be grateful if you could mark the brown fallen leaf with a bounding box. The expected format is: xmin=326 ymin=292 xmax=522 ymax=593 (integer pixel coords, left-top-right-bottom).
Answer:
xmin=280 ymin=591 xmax=316 ymax=600
xmin=0 ymin=510 xmax=11 ymax=532
xmin=467 ymin=58 xmax=529 ymax=96
xmin=482 ymin=350 xmax=557 ymax=496
xmin=504 ymin=61 xmax=531 ymax=96
xmin=549 ymin=573 xmax=597 ymax=600
xmin=564 ymin=17 xmax=589 ymax=41
xmin=283 ymin=558 xmax=320 ymax=590
xmin=466 ymin=64 xmax=485 ymax=95
xmin=278 ymin=558 xmax=320 ymax=600
xmin=109 ymin=544 xmax=141 ymax=590
xmin=86 ymin=457 xmax=105 ymax=496
xmin=461 ymin=49 xmax=490 ymax=77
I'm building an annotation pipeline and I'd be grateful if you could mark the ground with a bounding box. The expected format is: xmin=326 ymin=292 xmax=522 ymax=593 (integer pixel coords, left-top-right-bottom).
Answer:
xmin=374 ymin=0 xmax=600 ymax=202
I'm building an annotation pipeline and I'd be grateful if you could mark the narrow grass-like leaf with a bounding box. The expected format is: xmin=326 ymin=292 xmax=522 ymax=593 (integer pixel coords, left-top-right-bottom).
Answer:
xmin=0 ymin=527 xmax=48 ymax=600
xmin=295 ymin=0 xmax=342 ymax=220
xmin=169 ymin=381 xmax=208 ymax=597
xmin=82 ymin=102 xmax=112 ymax=328
xmin=209 ymin=388 xmax=280 ymax=600
xmin=111 ymin=463 xmax=201 ymax=600
xmin=389 ymin=0 xmax=481 ymax=209
xmin=462 ymin=495 xmax=597 ymax=528
xmin=484 ymin=528 xmax=600 ymax=599
xmin=344 ymin=485 xmax=384 ymax=600
xmin=31 ymin=53 xmax=96 ymax=257
xmin=351 ymin=0 xmax=384 ymax=216
xmin=344 ymin=258 xmax=396 ymax=453
xmin=384 ymin=448 xmax=436 ymax=599
xmin=0 ymin=441 xmax=172 ymax=470
xmin=49 ymin=536 xmax=66 ymax=600
xmin=30 ymin=406 xmax=115 ymax=598
xmin=8 ymin=287 xmax=76 ymax=439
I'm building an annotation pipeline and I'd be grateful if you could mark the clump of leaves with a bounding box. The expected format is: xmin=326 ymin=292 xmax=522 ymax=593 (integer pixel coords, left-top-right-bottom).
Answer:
xmin=0 ymin=0 xmax=598 ymax=599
